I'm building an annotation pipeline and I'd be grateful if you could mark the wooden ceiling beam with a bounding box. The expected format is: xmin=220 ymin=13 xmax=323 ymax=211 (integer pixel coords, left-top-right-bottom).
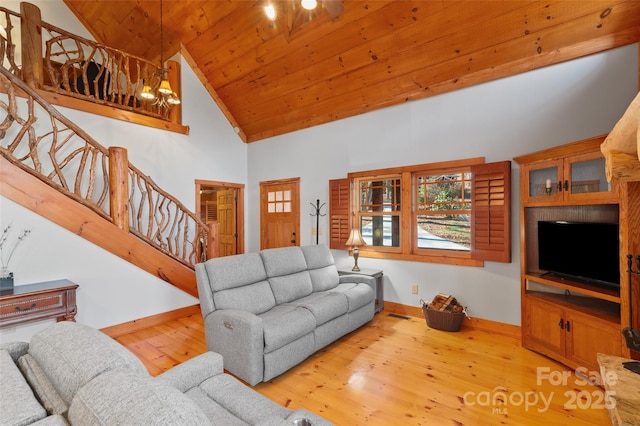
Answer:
xmin=601 ymin=91 xmax=640 ymax=182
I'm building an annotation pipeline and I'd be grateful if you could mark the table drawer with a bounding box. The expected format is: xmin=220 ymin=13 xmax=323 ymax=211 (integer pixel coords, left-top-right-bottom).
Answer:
xmin=0 ymin=281 xmax=78 ymax=327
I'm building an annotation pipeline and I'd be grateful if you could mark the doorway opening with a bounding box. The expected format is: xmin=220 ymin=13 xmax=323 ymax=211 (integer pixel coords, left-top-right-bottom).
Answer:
xmin=195 ymin=180 xmax=245 ymax=257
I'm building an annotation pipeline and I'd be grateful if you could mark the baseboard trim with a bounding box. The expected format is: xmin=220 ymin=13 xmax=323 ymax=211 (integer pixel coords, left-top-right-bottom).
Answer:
xmin=100 ymin=304 xmax=202 ymax=338
xmin=383 ymin=301 xmax=521 ymax=339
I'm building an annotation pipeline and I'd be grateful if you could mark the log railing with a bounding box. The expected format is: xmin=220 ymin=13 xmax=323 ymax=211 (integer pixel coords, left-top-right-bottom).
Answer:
xmin=1 ymin=3 xmax=180 ymax=123
xmin=0 ymin=66 xmax=209 ymax=267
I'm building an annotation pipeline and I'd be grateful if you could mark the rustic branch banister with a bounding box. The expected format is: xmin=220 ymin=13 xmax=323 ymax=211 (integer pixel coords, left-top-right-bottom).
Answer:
xmin=1 ymin=3 xmax=182 ymax=124
xmin=0 ymin=66 xmax=209 ymax=268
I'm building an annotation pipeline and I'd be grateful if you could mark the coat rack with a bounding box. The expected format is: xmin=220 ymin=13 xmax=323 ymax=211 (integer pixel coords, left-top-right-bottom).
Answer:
xmin=310 ymin=199 xmax=326 ymax=245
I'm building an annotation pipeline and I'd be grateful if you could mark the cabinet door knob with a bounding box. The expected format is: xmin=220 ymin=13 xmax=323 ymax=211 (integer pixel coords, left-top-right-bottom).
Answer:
xmin=563 ymin=180 xmax=569 ymax=191
xmin=558 ymin=318 xmax=564 ymax=329
xmin=565 ymin=320 xmax=571 ymax=332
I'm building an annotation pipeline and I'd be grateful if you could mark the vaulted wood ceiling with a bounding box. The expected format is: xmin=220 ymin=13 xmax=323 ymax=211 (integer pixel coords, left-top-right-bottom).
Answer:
xmin=63 ymin=1 xmax=640 ymax=142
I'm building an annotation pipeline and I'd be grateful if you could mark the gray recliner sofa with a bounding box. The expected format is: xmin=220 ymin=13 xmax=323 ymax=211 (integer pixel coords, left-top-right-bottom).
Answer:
xmin=196 ymin=244 xmax=376 ymax=386
xmin=0 ymin=321 xmax=333 ymax=426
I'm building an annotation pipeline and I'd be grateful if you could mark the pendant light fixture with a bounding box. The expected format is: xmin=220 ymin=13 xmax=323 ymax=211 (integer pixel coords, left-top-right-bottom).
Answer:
xmin=139 ymin=0 xmax=180 ymax=107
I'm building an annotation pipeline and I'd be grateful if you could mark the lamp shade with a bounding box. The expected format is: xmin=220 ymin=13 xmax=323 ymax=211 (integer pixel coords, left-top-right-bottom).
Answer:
xmin=139 ymin=84 xmax=156 ymax=100
xmin=345 ymin=229 xmax=366 ymax=247
xmin=158 ymin=78 xmax=173 ymax=95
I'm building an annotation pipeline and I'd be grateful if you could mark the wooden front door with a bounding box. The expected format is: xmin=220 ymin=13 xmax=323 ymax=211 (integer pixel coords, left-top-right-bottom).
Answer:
xmin=260 ymin=178 xmax=300 ymax=249
xmin=217 ymin=189 xmax=237 ymax=256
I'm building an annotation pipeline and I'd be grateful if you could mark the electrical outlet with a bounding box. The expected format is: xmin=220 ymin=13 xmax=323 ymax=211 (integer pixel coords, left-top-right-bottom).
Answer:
xmin=411 ymin=284 xmax=419 ymax=294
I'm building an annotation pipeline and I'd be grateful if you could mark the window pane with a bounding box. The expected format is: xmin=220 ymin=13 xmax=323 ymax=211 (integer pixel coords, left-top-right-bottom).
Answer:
xmin=359 ymin=178 xmax=401 ymax=213
xmin=416 ymin=214 xmax=471 ymax=250
xmin=360 ymin=215 xmax=400 ymax=247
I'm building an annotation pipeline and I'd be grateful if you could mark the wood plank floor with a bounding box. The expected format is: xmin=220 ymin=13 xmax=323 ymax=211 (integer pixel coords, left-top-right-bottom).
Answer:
xmin=114 ymin=312 xmax=612 ymax=425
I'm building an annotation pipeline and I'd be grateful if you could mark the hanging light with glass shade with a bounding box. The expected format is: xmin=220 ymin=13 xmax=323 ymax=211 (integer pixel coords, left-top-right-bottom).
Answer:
xmin=139 ymin=0 xmax=180 ymax=108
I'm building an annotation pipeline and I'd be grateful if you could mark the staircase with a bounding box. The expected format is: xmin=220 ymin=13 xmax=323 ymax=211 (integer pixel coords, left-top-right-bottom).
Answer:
xmin=0 ymin=66 xmax=208 ymax=298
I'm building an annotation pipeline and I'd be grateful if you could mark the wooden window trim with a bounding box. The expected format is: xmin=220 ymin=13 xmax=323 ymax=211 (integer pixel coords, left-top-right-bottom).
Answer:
xmin=330 ymin=158 xmax=510 ymax=266
xmin=348 ymin=157 xmax=485 ymax=178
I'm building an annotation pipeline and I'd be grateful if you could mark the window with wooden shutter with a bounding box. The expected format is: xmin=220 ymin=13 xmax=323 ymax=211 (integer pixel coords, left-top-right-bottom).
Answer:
xmin=336 ymin=158 xmax=512 ymax=266
xmin=329 ymin=178 xmax=351 ymax=250
xmin=471 ymin=161 xmax=511 ymax=263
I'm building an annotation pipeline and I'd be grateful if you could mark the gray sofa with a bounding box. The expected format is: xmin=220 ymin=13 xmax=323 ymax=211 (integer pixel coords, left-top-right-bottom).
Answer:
xmin=0 ymin=321 xmax=333 ymax=426
xmin=196 ymin=244 xmax=376 ymax=386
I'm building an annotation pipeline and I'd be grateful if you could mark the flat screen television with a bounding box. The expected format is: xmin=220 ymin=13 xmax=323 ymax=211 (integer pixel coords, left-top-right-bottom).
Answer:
xmin=537 ymin=221 xmax=620 ymax=289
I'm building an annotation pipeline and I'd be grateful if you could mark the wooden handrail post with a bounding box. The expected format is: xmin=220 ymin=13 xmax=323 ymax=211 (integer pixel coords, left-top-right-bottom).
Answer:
xmin=167 ymin=59 xmax=181 ymax=125
xmin=20 ymin=2 xmax=44 ymax=89
xmin=207 ymin=222 xmax=219 ymax=259
xmin=109 ymin=147 xmax=129 ymax=232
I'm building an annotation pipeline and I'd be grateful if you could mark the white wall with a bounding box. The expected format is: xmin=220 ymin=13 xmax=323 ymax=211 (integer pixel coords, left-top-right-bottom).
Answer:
xmin=246 ymin=44 xmax=639 ymax=325
xmin=0 ymin=0 xmax=247 ymax=343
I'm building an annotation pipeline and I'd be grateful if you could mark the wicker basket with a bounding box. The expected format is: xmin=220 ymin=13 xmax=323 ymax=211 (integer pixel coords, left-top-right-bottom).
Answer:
xmin=422 ymin=305 xmax=465 ymax=332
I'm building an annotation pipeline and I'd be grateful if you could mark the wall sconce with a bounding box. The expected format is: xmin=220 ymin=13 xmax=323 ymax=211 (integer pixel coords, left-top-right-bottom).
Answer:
xmin=345 ymin=228 xmax=366 ymax=271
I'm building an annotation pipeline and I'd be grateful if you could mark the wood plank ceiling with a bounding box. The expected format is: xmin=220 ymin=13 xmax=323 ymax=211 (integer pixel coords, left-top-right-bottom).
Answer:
xmin=63 ymin=1 xmax=640 ymax=142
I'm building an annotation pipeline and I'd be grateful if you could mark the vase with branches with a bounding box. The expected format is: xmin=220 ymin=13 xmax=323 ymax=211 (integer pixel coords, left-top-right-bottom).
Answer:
xmin=0 ymin=224 xmax=31 ymax=284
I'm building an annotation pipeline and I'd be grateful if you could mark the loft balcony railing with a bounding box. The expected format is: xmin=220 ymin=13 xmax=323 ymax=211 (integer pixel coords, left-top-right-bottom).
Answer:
xmin=1 ymin=3 xmax=181 ymax=125
xmin=0 ymin=3 xmax=211 ymax=267
xmin=0 ymin=66 xmax=210 ymax=268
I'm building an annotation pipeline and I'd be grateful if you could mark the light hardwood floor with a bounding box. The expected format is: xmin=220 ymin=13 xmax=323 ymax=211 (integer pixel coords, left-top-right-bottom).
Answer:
xmin=113 ymin=312 xmax=612 ymax=425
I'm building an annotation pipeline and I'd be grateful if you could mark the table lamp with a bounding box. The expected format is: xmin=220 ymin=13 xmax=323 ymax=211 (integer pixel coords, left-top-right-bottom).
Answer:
xmin=345 ymin=228 xmax=366 ymax=271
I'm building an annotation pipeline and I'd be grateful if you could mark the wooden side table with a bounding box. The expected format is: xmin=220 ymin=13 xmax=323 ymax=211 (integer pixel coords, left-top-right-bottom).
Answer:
xmin=338 ymin=268 xmax=383 ymax=313
xmin=0 ymin=279 xmax=79 ymax=327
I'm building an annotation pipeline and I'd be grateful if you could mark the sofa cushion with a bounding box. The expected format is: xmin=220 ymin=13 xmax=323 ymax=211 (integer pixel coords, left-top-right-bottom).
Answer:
xmin=260 ymin=246 xmax=307 ymax=277
xmin=68 ymin=369 xmax=211 ymax=425
xmin=0 ymin=341 xmax=29 ymax=361
xmin=300 ymin=244 xmax=334 ymax=269
xmin=213 ymin=280 xmax=276 ymax=315
xmin=18 ymin=353 xmax=68 ymax=415
xmin=287 ymin=291 xmax=348 ymax=326
xmin=268 ymin=271 xmax=313 ymax=304
xmin=28 ymin=321 xmax=148 ymax=404
xmin=0 ymin=349 xmax=47 ymax=426
xmin=204 ymin=252 xmax=268 ymax=291
xmin=259 ymin=305 xmax=316 ymax=352
xmin=30 ymin=415 xmax=69 ymax=425
xmin=330 ymin=283 xmax=375 ymax=312
xmin=301 ymin=245 xmax=340 ymax=291
xmin=308 ymin=264 xmax=340 ymax=292
xmin=190 ymin=373 xmax=291 ymax=424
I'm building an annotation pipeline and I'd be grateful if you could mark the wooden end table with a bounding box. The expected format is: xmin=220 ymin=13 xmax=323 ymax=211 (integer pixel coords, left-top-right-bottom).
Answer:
xmin=0 ymin=279 xmax=79 ymax=327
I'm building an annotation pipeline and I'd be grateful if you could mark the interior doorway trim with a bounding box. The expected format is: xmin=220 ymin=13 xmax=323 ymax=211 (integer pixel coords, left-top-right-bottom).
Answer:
xmin=195 ymin=179 xmax=245 ymax=256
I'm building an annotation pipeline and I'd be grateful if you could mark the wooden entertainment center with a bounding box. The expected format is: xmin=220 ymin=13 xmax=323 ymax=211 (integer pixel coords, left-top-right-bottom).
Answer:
xmin=515 ymin=135 xmax=639 ymax=372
